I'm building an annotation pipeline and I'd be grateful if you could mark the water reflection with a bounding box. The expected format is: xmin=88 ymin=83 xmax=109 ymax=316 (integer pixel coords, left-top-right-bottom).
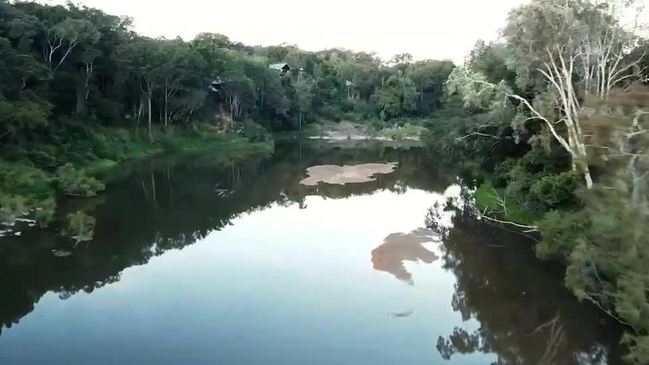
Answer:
xmin=0 ymin=141 xmax=448 ymax=338
xmin=371 ymin=228 xmax=438 ymax=285
xmin=0 ymin=140 xmax=628 ymax=364
xmin=389 ymin=309 xmax=415 ymax=318
xmin=299 ymin=162 xmax=398 ymax=185
xmin=427 ymin=197 xmax=626 ymax=364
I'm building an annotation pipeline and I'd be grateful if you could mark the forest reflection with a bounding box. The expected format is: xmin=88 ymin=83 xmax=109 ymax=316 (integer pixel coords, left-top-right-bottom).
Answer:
xmin=0 ymin=141 xmax=628 ymax=364
xmin=0 ymin=141 xmax=447 ymax=337
xmin=427 ymin=196 xmax=625 ymax=365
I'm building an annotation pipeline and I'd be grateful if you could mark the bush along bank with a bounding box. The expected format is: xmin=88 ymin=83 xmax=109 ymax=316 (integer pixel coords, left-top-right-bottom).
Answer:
xmin=0 ymin=125 xmax=273 ymax=238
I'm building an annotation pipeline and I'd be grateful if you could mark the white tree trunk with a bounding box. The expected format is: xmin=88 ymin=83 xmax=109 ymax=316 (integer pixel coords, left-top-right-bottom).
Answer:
xmin=147 ymin=91 xmax=153 ymax=143
xmin=164 ymin=80 xmax=169 ymax=128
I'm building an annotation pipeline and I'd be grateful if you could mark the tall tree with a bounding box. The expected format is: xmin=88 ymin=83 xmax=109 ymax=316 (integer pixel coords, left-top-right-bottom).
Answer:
xmin=158 ymin=39 xmax=208 ymax=127
xmin=120 ymin=38 xmax=165 ymax=141
xmin=293 ymin=71 xmax=314 ymax=131
xmin=43 ymin=18 xmax=100 ymax=72
xmin=449 ymin=0 xmax=647 ymax=189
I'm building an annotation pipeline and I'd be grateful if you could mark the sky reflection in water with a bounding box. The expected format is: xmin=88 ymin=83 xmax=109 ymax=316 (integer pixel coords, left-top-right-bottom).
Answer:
xmin=0 ymin=142 xmax=625 ymax=365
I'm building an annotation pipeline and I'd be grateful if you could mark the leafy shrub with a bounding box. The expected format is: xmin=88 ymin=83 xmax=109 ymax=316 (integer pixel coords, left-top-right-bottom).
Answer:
xmin=378 ymin=123 xmax=426 ymax=141
xmin=92 ymin=97 xmax=122 ymax=126
xmin=504 ymin=163 xmax=535 ymax=199
xmin=191 ymin=122 xmax=221 ymax=137
xmin=0 ymin=194 xmax=29 ymax=226
xmin=457 ymin=161 xmax=484 ymax=188
xmin=536 ymin=210 xmax=589 ymax=260
xmin=242 ymin=121 xmax=270 ymax=142
xmin=492 ymin=159 xmax=517 ymax=187
xmin=90 ymin=127 xmax=145 ymax=161
xmin=0 ymin=161 xmax=59 ymax=227
xmin=0 ymin=161 xmax=52 ymax=199
xmin=0 ymin=99 xmax=51 ymax=136
xmin=528 ymin=171 xmax=580 ymax=211
xmin=26 ymin=145 xmax=59 ymax=168
xmin=367 ymin=118 xmax=388 ymax=132
xmin=351 ymin=100 xmax=376 ymax=120
xmin=318 ymin=104 xmax=344 ymax=122
xmin=55 ymin=164 xmax=105 ymax=197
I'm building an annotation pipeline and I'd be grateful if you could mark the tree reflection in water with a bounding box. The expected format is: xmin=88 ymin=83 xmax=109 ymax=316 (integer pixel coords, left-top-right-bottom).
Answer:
xmin=0 ymin=142 xmax=629 ymax=365
xmin=0 ymin=141 xmax=451 ymax=337
xmin=426 ymin=190 xmax=625 ymax=364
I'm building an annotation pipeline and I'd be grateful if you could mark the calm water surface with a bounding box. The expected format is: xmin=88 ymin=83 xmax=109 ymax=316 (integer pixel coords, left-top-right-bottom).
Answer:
xmin=0 ymin=141 xmax=626 ymax=364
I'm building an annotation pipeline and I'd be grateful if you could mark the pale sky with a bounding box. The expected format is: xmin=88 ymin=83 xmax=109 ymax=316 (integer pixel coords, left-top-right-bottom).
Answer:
xmin=44 ymin=0 xmax=530 ymax=63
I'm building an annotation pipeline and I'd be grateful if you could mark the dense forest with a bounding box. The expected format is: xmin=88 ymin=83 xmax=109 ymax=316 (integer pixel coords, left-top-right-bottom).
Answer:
xmin=1 ymin=0 xmax=649 ymax=362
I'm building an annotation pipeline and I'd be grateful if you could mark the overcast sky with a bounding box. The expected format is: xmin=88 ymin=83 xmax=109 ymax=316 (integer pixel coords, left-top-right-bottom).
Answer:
xmin=44 ymin=0 xmax=529 ymax=62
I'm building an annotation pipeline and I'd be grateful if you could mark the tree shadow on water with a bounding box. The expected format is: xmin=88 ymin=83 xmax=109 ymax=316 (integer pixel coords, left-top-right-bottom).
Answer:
xmin=426 ymin=196 xmax=627 ymax=365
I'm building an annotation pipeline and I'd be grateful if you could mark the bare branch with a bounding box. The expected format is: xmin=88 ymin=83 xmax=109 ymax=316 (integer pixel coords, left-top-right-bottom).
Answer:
xmin=475 ymin=208 xmax=539 ymax=232
xmin=456 ymin=132 xmax=504 ymax=140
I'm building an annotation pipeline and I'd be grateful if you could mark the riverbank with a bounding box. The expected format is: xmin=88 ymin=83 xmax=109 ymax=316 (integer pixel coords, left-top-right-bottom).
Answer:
xmin=306 ymin=120 xmax=427 ymax=142
xmin=0 ymin=127 xmax=273 ymax=236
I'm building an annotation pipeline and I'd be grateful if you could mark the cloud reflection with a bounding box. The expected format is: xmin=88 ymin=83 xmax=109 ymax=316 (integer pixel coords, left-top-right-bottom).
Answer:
xmin=371 ymin=228 xmax=438 ymax=285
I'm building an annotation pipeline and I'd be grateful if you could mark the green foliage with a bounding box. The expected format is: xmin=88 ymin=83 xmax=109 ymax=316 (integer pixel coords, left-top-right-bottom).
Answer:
xmin=0 ymin=99 xmax=51 ymax=137
xmin=0 ymin=194 xmax=29 ymax=226
xmin=466 ymin=40 xmax=517 ymax=86
xmin=88 ymin=127 xmax=155 ymax=161
xmin=242 ymin=120 xmax=270 ymax=142
xmin=1 ymin=0 xmax=457 ymax=144
xmin=474 ymin=180 xmax=539 ymax=224
xmin=536 ymin=210 xmax=589 ymax=260
xmin=528 ymin=171 xmax=580 ymax=211
xmin=0 ymin=161 xmax=52 ymax=200
xmin=378 ymin=123 xmax=426 ymax=141
xmin=0 ymin=161 xmax=55 ymax=227
xmin=432 ymin=1 xmax=649 ymax=360
xmin=623 ymin=334 xmax=649 ymax=365
xmin=55 ymin=164 xmax=105 ymax=197
xmin=534 ymin=94 xmax=649 ymax=361
xmin=0 ymin=0 xmax=647 ymax=359
xmin=492 ymin=158 xmax=517 ymax=187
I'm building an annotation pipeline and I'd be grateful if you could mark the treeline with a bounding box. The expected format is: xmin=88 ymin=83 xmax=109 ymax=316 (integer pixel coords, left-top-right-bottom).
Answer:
xmin=428 ymin=0 xmax=649 ymax=362
xmin=0 ymin=0 xmax=454 ymax=141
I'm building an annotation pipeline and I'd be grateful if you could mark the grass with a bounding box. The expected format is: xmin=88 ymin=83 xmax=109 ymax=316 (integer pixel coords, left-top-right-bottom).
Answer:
xmin=474 ymin=180 xmax=540 ymax=225
xmin=376 ymin=123 xmax=427 ymax=140
xmin=84 ymin=159 xmax=119 ymax=175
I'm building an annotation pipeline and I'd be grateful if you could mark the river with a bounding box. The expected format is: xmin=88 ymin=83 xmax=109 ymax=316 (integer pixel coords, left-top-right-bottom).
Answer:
xmin=0 ymin=140 xmax=626 ymax=364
